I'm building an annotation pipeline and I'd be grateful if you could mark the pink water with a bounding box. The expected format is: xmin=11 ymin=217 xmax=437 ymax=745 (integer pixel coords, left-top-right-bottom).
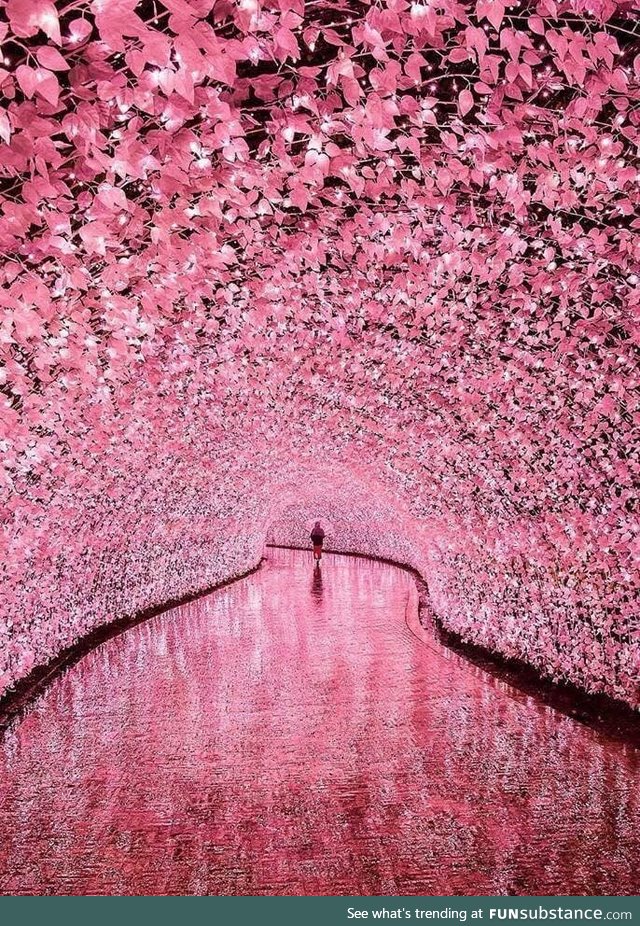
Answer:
xmin=1 ymin=549 xmax=638 ymax=895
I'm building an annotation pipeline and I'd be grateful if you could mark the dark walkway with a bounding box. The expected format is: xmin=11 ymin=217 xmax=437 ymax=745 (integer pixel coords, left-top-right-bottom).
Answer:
xmin=1 ymin=548 xmax=638 ymax=895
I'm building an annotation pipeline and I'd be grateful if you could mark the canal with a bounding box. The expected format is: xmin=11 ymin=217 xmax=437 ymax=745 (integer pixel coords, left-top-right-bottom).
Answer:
xmin=1 ymin=548 xmax=638 ymax=895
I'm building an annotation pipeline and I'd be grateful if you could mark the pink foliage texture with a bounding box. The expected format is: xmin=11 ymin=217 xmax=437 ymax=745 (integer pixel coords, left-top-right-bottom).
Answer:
xmin=0 ymin=0 xmax=638 ymax=706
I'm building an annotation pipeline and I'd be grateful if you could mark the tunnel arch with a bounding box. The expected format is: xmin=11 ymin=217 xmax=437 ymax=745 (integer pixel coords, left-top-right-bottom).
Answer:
xmin=0 ymin=0 xmax=637 ymax=712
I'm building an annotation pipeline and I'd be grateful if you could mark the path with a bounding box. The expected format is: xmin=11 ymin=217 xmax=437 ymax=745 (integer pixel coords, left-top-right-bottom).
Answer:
xmin=1 ymin=548 xmax=638 ymax=895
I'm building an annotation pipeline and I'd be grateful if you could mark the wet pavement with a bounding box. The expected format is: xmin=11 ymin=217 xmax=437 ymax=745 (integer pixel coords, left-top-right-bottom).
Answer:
xmin=1 ymin=548 xmax=639 ymax=895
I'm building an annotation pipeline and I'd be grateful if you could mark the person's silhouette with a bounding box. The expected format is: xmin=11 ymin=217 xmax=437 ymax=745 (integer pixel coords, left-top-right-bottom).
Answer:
xmin=310 ymin=521 xmax=325 ymax=562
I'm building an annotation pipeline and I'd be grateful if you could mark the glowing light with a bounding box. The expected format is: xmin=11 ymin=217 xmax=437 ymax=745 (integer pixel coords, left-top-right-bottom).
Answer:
xmin=0 ymin=0 xmax=636 ymax=723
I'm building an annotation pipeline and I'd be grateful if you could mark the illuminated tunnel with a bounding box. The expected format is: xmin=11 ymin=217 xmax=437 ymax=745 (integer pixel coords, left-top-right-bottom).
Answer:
xmin=4 ymin=0 xmax=640 ymax=896
xmin=1 ymin=0 xmax=638 ymax=715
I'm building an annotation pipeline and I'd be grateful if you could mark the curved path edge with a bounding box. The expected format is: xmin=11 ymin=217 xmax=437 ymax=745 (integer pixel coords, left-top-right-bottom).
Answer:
xmin=271 ymin=544 xmax=640 ymax=747
xmin=0 ymin=558 xmax=265 ymax=734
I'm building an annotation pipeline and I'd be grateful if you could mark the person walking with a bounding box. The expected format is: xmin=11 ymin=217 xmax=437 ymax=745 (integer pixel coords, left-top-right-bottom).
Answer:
xmin=310 ymin=521 xmax=325 ymax=563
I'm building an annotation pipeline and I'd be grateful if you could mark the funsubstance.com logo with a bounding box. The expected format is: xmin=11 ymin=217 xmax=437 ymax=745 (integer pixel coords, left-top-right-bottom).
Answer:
xmin=489 ymin=912 xmax=631 ymax=921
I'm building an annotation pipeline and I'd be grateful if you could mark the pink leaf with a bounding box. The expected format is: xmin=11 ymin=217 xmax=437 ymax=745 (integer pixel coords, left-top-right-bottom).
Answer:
xmin=36 ymin=46 xmax=70 ymax=70
xmin=78 ymin=221 xmax=110 ymax=256
xmin=274 ymin=27 xmax=300 ymax=62
xmin=405 ymin=52 xmax=426 ymax=81
xmin=66 ymin=18 xmax=93 ymax=44
xmin=449 ymin=47 xmax=469 ymax=63
xmin=458 ymin=88 xmax=474 ymax=116
xmin=0 ymin=112 xmax=11 ymax=144
xmin=528 ymin=15 xmax=546 ymax=35
xmin=477 ymin=0 xmax=505 ymax=31
xmin=16 ymin=64 xmax=38 ymax=98
xmin=35 ymin=68 xmax=60 ymax=105
xmin=519 ymin=63 xmax=533 ymax=88
xmin=6 ymin=0 xmax=61 ymax=44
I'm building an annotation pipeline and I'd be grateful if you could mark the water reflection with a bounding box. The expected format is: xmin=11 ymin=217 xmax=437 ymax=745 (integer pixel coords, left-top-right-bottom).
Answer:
xmin=0 ymin=548 xmax=638 ymax=896
xmin=311 ymin=563 xmax=323 ymax=604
